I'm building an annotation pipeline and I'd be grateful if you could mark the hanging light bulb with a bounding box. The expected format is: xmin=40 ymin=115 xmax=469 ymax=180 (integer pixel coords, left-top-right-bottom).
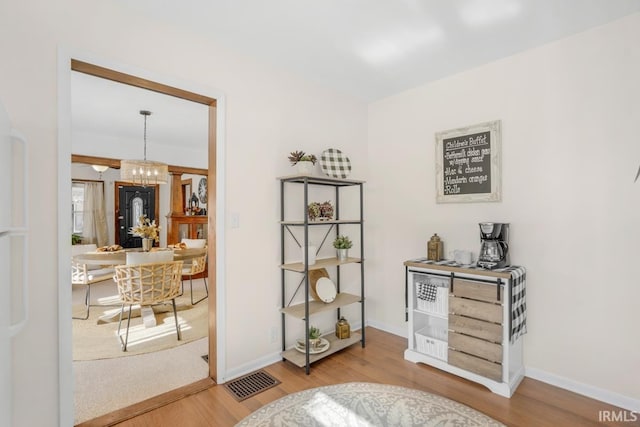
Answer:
xmin=120 ymin=110 xmax=168 ymax=186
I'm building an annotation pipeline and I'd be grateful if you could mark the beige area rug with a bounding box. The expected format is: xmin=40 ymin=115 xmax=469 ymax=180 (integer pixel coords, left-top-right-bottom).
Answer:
xmin=72 ymin=290 xmax=208 ymax=360
xmin=236 ymin=382 xmax=505 ymax=427
xmin=74 ymin=338 xmax=209 ymax=424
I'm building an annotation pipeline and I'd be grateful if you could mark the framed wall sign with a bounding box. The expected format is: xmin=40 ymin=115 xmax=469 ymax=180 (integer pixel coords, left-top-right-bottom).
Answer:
xmin=435 ymin=120 xmax=501 ymax=203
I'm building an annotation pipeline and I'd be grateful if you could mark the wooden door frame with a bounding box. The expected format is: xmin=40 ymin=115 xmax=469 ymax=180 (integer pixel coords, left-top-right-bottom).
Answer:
xmin=68 ymin=60 xmax=220 ymax=418
xmin=113 ymin=181 xmax=160 ymax=246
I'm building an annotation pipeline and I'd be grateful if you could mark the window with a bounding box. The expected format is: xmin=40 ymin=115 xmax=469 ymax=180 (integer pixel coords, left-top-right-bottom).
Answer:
xmin=131 ymin=196 xmax=143 ymax=225
xmin=72 ymin=182 xmax=85 ymax=234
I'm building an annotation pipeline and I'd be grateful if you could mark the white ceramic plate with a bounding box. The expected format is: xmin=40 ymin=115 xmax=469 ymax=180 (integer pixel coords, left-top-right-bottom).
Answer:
xmin=315 ymin=277 xmax=337 ymax=303
xmin=295 ymin=337 xmax=330 ymax=354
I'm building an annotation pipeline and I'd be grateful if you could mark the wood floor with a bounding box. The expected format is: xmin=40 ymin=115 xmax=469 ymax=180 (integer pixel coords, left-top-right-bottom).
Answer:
xmin=95 ymin=327 xmax=632 ymax=427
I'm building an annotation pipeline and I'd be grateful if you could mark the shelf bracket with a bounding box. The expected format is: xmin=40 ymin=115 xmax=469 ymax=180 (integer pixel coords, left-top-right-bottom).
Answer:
xmin=286 ymin=275 xmax=307 ymax=307
xmin=284 ymin=225 xmax=303 ymax=248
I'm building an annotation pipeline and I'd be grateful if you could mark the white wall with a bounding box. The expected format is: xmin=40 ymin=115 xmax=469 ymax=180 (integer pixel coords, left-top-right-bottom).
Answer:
xmin=367 ymin=13 xmax=640 ymax=406
xmin=0 ymin=1 xmax=367 ymax=425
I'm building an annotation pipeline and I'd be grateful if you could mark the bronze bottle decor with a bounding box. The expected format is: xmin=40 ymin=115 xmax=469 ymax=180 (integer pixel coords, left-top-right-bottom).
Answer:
xmin=335 ymin=317 xmax=350 ymax=339
xmin=427 ymin=233 xmax=443 ymax=261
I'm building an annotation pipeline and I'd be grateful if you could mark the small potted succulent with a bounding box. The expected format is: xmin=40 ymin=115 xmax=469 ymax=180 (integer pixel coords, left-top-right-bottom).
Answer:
xmin=297 ymin=325 xmax=322 ymax=350
xmin=308 ymin=325 xmax=322 ymax=349
xmin=288 ymin=150 xmax=317 ymax=175
xmin=333 ymin=235 xmax=353 ymax=261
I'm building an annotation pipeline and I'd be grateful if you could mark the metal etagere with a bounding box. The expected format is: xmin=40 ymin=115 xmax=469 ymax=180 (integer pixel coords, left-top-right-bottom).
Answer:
xmin=278 ymin=174 xmax=365 ymax=374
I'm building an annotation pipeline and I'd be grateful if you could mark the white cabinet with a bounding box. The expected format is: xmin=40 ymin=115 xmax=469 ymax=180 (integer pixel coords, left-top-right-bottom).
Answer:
xmin=404 ymin=261 xmax=525 ymax=397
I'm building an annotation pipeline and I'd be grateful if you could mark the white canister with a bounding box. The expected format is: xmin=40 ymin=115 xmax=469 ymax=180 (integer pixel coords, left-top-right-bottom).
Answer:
xmin=454 ymin=250 xmax=472 ymax=265
xmin=302 ymin=245 xmax=317 ymax=265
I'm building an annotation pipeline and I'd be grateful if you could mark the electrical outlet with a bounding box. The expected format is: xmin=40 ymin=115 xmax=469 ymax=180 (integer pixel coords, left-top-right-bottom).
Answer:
xmin=270 ymin=326 xmax=278 ymax=343
xmin=230 ymin=212 xmax=240 ymax=228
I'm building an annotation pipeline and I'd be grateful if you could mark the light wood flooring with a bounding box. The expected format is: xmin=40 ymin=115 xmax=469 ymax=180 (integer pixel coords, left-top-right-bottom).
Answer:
xmin=85 ymin=327 xmax=634 ymax=427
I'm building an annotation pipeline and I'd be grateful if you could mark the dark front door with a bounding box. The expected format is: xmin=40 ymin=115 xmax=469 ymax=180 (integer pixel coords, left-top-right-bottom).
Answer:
xmin=117 ymin=185 xmax=156 ymax=248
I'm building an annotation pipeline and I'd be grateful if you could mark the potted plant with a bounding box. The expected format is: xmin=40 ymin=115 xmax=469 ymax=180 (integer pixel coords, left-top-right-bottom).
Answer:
xmin=71 ymin=233 xmax=82 ymax=245
xmin=319 ymin=201 xmax=334 ymax=220
xmin=308 ymin=200 xmax=334 ymax=221
xmin=333 ymin=235 xmax=353 ymax=261
xmin=129 ymin=215 xmax=160 ymax=251
xmin=308 ymin=325 xmax=322 ymax=349
xmin=288 ymin=150 xmax=317 ymax=175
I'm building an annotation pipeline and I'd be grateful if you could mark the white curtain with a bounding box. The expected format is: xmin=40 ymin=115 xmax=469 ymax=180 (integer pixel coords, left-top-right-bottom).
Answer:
xmin=83 ymin=182 xmax=108 ymax=247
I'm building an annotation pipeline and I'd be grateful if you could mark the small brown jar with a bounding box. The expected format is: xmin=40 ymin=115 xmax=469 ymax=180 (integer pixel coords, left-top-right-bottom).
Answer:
xmin=335 ymin=317 xmax=351 ymax=339
xmin=427 ymin=233 xmax=443 ymax=261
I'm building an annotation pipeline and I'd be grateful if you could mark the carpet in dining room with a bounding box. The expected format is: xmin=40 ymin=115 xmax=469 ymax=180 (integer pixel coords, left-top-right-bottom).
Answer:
xmin=72 ymin=282 xmax=208 ymax=361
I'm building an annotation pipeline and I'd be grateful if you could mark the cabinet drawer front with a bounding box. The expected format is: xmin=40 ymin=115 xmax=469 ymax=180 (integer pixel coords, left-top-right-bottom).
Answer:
xmin=449 ymin=314 xmax=502 ymax=343
xmin=448 ymin=349 xmax=502 ymax=382
xmin=452 ymin=278 xmax=501 ymax=303
xmin=449 ymin=296 xmax=502 ymax=324
xmin=448 ymin=332 xmax=502 ymax=363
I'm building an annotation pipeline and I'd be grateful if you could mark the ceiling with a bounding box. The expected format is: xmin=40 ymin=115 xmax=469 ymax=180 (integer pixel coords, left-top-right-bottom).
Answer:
xmin=71 ymin=71 xmax=210 ymax=156
xmin=73 ymin=1 xmax=640 ymax=152
xmin=115 ymin=0 xmax=640 ymax=101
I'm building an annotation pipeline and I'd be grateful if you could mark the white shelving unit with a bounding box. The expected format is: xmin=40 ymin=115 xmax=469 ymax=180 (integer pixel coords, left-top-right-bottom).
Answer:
xmin=279 ymin=174 xmax=365 ymax=374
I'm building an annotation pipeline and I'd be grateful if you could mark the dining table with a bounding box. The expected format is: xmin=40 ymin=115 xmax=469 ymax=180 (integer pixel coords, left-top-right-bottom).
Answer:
xmin=73 ymin=247 xmax=207 ymax=327
xmin=72 ymin=247 xmax=207 ymax=266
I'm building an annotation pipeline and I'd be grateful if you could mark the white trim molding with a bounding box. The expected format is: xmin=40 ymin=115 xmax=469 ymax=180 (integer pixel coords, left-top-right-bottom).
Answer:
xmin=526 ymin=367 xmax=640 ymax=412
xmin=366 ymin=319 xmax=408 ymax=339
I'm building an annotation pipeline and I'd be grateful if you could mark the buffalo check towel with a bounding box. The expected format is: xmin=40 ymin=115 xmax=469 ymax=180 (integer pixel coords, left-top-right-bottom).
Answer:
xmin=408 ymin=259 xmax=527 ymax=343
xmin=507 ymin=266 xmax=527 ymax=344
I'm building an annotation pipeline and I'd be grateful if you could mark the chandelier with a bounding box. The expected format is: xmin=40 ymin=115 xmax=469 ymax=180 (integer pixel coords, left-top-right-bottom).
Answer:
xmin=120 ymin=110 xmax=168 ymax=185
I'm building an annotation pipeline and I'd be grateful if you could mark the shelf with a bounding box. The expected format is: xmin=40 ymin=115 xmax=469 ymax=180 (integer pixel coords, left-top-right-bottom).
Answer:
xmin=281 ymin=332 xmax=362 ymax=368
xmin=278 ymin=174 xmax=365 ymax=186
xmin=281 ymin=292 xmax=361 ymax=319
xmin=281 ymin=257 xmax=362 ymax=272
xmin=413 ymin=309 xmax=448 ymax=320
xmin=280 ymin=219 xmax=362 ymax=225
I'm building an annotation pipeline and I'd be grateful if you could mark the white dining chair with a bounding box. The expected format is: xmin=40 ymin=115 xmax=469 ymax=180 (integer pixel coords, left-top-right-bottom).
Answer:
xmin=71 ymin=244 xmax=115 ymax=320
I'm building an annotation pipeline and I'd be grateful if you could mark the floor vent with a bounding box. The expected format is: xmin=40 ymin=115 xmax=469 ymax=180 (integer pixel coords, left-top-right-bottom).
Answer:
xmin=224 ymin=370 xmax=281 ymax=401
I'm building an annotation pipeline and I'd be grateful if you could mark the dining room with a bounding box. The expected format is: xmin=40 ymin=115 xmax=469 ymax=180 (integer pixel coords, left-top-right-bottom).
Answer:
xmin=69 ymin=68 xmax=214 ymax=424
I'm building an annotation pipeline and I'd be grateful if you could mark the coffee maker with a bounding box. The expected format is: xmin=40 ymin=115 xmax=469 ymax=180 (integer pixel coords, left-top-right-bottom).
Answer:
xmin=477 ymin=222 xmax=510 ymax=269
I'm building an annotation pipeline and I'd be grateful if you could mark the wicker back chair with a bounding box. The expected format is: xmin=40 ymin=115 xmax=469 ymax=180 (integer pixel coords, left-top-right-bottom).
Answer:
xmin=113 ymin=260 xmax=183 ymax=351
xmin=181 ymin=253 xmax=208 ymax=305
xmin=180 ymin=239 xmax=208 ymax=305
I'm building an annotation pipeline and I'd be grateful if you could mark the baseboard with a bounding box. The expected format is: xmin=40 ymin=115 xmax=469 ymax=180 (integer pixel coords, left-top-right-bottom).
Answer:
xmin=526 ymin=367 xmax=640 ymax=412
xmin=368 ymin=323 xmax=639 ymax=412
xmin=223 ymin=352 xmax=284 ymax=384
xmin=366 ymin=319 xmax=407 ymax=339
xmin=222 ymin=321 xmax=368 ymax=382
xmin=222 ymin=326 xmax=639 ymax=414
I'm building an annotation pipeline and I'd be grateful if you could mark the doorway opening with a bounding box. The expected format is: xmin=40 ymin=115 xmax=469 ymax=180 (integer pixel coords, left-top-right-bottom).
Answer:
xmin=115 ymin=182 xmax=159 ymax=248
xmin=66 ymin=59 xmax=220 ymax=424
